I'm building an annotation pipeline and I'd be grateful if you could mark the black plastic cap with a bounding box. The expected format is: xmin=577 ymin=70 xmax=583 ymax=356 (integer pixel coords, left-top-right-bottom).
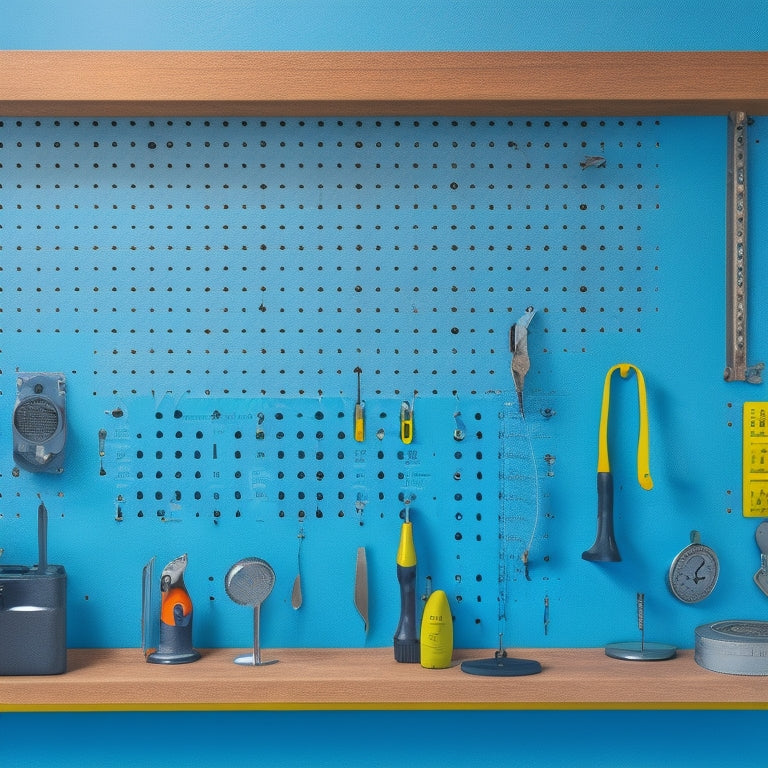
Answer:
xmin=394 ymin=638 xmax=420 ymax=663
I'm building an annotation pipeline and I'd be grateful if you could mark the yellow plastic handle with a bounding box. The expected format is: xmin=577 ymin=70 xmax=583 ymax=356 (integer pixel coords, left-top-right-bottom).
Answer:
xmin=354 ymin=403 xmax=365 ymax=442
xmin=597 ymin=363 xmax=653 ymax=490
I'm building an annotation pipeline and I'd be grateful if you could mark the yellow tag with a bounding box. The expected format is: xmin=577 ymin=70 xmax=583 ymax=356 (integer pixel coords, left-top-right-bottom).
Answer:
xmin=743 ymin=402 xmax=768 ymax=516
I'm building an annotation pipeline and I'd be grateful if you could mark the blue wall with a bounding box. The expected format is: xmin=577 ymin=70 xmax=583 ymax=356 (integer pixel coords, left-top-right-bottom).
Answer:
xmin=2 ymin=3 xmax=768 ymax=767
xmin=1 ymin=0 xmax=767 ymax=51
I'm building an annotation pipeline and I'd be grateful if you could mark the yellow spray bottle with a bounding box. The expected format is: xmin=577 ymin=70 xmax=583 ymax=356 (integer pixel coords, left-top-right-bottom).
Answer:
xmin=420 ymin=588 xmax=453 ymax=669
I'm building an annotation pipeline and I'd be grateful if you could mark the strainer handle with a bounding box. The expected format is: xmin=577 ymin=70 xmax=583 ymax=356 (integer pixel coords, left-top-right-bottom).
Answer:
xmin=252 ymin=604 xmax=262 ymax=665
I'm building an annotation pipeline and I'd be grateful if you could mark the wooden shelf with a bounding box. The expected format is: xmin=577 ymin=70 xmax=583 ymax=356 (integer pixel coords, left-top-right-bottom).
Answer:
xmin=1 ymin=51 xmax=767 ymax=116
xmin=1 ymin=647 xmax=766 ymax=711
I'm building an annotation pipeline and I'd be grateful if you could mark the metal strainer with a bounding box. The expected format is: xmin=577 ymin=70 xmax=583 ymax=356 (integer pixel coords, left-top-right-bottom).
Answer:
xmin=224 ymin=557 xmax=278 ymax=666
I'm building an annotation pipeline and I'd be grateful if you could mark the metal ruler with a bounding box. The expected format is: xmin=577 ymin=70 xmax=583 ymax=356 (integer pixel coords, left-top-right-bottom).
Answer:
xmin=725 ymin=111 xmax=763 ymax=384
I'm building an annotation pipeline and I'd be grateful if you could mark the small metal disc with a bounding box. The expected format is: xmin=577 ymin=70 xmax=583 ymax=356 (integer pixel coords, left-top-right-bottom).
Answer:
xmin=605 ymin=641 xmax=677 ymax=661
xmin=668 ymin=533 xmax=719 ymax=604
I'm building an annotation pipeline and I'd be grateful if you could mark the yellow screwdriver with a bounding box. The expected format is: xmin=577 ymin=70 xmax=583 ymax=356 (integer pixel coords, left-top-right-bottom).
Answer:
xmin=353 ymin=366 xmax=364 ymax=442
xmin=393 ymin=504 xmax=420 ymax=663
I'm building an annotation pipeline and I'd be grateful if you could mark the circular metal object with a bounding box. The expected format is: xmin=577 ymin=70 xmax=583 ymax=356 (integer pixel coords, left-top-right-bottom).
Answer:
xmin=605 ymin=641 xmax=676 ymax=661
xmin=14 ymin=397 xmax=59 ymax=442
xmin=224 ymin=557 xmax=275 ymax=607
xmin=224 ymin=557 xmax=278 ymax=667
xmin=695 ymin=620 xmax=768 ymax=675
xmin=668 ymin=534 xmax=719 ymax=604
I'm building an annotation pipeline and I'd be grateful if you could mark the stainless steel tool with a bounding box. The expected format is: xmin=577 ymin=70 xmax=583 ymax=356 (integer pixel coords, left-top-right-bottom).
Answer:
xmin=754 ymin=521 xmax=768 ymax=597
xmin=605 ymin=592 xmax=676 ymax=661
xmin=725 ymin=111 xmax=763 ymax=384
xmin=510 ymin=306 xmax=535 ymax=417
xmin=291 ymin=526 xmax=304 ymax=610
xmin=354 ymin=546 xmax=369 ymax=633
xmin=225 ymin=557 xmax=278 ymax=666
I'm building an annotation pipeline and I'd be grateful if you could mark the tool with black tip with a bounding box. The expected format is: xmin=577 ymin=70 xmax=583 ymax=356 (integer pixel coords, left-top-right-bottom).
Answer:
xmin=393 ymin=504 xmax=419 ymax=663
xmin=582 ymin=363 xmax=653 ymax=563
xmin=353 ymin=366 xmax=364 ymax=442
xmin=400 ymin=391 xmax=416 ymax=444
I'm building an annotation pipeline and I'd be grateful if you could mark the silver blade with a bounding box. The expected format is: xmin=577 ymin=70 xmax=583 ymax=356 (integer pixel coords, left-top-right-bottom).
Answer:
xmin=354 ymin=546 xmax=369 ymax=633
xmin=291 ymin=572 xmax=303 ymax=610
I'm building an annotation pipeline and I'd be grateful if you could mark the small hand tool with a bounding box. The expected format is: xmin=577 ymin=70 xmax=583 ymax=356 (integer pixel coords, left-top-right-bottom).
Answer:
xmin=393 ymin=504 xmax=419 ymax=663
xmin=580 ymin=155 xmax=606 ymax=169
xmin=400 ymin=392 xmax=415 ymax=444
xmin=353 ymin=366 xmax=365 ymax=442
xmin=452 ymin=411 xmax=466 ymax=441
xmin=510 ymin=306 xmax=535 ymax=417
xmin=354 ymin=546 xmax=369 ymax=633
xmin=291 ymin=525 xmax=304 ymax=610
xmin=98 ymin=428 xmax=107 ymax=476
xmin=582 ymin=363 xmax=653 ymax=563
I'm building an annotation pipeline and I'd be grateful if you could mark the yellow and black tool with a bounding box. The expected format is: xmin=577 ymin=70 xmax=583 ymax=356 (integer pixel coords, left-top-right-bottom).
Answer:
xmin=400 ymin=393 xmax=415 ymax=444
xmin=353 ymin=366 xmax=365 ymax=442
xmin=393 ymin=506 xmax=420 ymax=663
xmin=582 ymin=363 xmax=653 ymax=563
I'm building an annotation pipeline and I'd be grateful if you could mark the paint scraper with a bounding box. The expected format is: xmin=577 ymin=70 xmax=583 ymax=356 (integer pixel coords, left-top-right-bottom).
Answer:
xmin=354 ymin=546 xmax=369 ymax=633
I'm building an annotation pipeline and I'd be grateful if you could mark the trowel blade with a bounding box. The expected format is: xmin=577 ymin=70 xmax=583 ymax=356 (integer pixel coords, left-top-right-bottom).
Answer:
xmin=755 ymin=569 xmax=768 ymax=598
xmin=354 ymin=546 xmax=369 ymax=633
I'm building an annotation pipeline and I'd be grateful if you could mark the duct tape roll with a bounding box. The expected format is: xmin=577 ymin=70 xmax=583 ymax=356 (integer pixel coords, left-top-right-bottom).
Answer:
xmin=694 ymin=620 xmax=768 ymax=675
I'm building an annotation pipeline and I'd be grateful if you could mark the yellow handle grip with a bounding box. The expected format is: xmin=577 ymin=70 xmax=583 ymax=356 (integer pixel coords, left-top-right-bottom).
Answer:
xmin=597 ymin=363 xmax=652 ymax=490
xmin=354 ymin=403 xmax=365 ymax=442
xmin=400 ymin=401 xmax=414 ymax=444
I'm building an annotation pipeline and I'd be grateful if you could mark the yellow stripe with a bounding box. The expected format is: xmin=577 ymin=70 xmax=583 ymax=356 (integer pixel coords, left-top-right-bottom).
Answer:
xmin=4 ymin=701 xmax=768 ymax=713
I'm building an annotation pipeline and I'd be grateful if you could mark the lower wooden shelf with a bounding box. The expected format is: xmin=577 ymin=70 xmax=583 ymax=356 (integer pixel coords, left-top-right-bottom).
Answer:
xmin=1 ymin=647 xmax=765 ymax=711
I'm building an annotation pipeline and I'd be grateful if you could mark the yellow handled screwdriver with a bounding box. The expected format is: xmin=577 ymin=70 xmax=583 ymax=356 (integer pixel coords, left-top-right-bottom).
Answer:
xmin=393 ymin=504 xmax=420 ymax=663
xmin=400 ymin=391 xmax=415 ymax=444
xmin=353 ymin=366 xmax=364 ymax=442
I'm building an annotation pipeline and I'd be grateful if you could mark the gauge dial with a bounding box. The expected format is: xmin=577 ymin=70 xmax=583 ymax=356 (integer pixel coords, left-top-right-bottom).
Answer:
xmin=668 ymin=539 xmax=719 ymax=604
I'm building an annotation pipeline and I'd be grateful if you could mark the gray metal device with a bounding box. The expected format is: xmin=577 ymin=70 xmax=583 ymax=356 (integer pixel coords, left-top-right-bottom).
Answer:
xmin=0 ymin=498 xmax=67 ymax=675
xmin=12 ymin=372 xmax=67 ymax=474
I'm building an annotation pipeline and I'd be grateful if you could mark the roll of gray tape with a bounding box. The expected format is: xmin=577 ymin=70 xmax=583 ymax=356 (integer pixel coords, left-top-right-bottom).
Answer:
xmin=695 ymin=620 xmax=768 ymax=675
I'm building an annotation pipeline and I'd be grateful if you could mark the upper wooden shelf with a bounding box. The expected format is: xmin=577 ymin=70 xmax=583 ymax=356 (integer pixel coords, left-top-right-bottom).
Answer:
xmin=1 ymin=647 xmax=765 ymax=711
xmin=1 ymin=51 xmax=767 ymax=116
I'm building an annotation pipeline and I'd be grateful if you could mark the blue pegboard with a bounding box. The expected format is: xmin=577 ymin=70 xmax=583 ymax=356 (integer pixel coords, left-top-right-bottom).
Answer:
xmin=0 ymin=115 xmax=766 ymax=651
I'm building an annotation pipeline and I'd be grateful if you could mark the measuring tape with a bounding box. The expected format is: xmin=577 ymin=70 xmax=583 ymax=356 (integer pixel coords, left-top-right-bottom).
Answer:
xmin=695 ymin=620 xmax=768 ymax=675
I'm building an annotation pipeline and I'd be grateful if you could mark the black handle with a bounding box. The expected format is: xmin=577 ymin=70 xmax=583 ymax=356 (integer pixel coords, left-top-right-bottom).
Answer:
xmin=582 ymin=471 xmax=621 ymax=562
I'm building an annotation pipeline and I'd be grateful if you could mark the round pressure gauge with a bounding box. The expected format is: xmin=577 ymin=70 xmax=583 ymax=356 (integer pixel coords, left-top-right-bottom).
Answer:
xmin=668 ymin=530 xmax=719 ymax=604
